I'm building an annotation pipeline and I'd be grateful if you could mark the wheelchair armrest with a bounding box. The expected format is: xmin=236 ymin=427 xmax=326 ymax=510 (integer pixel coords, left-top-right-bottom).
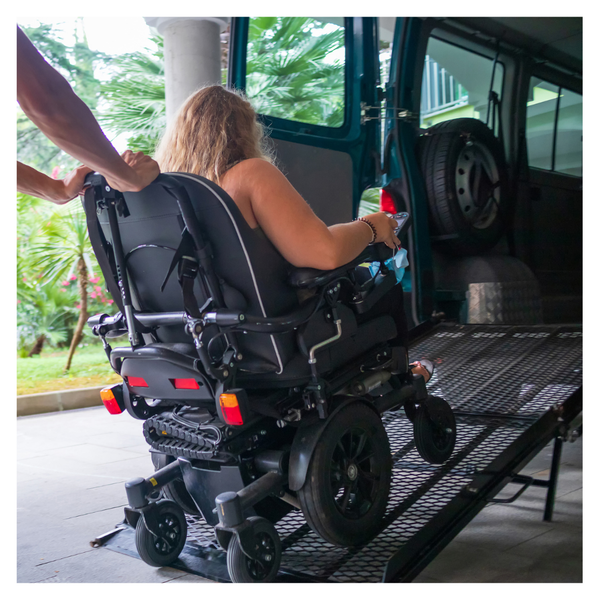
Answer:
xmin=287 ymin=243 xmax=393 ymax=289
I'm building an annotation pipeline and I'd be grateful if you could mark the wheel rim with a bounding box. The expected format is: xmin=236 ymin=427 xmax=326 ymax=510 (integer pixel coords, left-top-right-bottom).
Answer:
xmin=151 ymin=511 xmax=183 ymax=556
xmin=429 ymin=417 xmax=454 ymax=452
xmin=244 ymin=532 xmax=277 ymax=580
xmin=419 ymin=401 xmax=455 ymax=456
xmin=329 ymin=427 xmax=381 ymax=519
xmin=455 ymin=140 xmax=501 ymax=230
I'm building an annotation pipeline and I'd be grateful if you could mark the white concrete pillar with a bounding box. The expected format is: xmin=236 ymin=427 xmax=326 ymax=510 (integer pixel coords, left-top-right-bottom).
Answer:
xmin=144 ymin=17 xmax=229 ymax=123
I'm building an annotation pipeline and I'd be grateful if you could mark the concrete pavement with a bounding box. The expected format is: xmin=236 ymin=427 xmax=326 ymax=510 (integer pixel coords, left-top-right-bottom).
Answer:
xmin=16 ymin=405 xmax=583 ymax=584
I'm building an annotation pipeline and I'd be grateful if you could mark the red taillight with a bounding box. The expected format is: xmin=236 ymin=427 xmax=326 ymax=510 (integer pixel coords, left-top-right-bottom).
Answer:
xmin=379 ymin=189 xmax=397 ymax=213
xmin=128 ymin=376 xmax=148 ymax=387
xmin=219 ymin=393 xmax=244 ymax=426
xmin=171 ymin=378 xmax=200 ymax=390
xmin=100 ymin=386 xmax=124 ymax=415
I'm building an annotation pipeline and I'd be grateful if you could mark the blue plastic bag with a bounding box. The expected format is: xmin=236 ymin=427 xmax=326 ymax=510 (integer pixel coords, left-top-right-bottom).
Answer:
xmin=368 ymin=247 xmax=409 ymax=283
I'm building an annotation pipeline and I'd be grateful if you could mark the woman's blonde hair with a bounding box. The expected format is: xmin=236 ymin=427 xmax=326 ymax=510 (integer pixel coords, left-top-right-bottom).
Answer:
xmin=154 ymin=85 xmax=273 ymax=184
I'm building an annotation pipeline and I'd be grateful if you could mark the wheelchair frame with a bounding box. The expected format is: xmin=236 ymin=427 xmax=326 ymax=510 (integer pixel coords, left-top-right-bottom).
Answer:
xmin=85 ymin=173 xmax=457 ymax=582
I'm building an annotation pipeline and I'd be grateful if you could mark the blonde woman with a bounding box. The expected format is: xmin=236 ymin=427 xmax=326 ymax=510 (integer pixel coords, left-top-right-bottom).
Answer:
xmin=155 ymin=85 xmax=434 ymax=383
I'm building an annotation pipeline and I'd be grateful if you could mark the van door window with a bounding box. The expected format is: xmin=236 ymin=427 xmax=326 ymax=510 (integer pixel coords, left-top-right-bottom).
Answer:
xmin=245 ymin=17 xmax=346 ymax=128
xmin=420 ymin=36 xmax=504 ymax=132
xmin=526 ymin=79 xmax=582 ymax=177
xmin=556 ymin=89 xmax=582 ymax=176
xmin=526 ymin=79 xmax=560 ymax=172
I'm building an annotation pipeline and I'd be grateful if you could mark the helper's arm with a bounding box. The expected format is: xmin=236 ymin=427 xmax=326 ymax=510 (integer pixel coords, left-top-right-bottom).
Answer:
xmin=17 ymin=162 xmax=92 ymax=204
xmin=16 ymin=26 xmax=158 ymax=192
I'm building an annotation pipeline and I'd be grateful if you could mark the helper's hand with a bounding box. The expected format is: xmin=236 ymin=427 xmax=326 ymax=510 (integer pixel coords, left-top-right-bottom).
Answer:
xmin=364 ymin=212 xmax=401 ymax=249
xmin=105 ymin=150 xmax=160 ymax=192
xmin=51 ymin=164 xmax=94 ymax=204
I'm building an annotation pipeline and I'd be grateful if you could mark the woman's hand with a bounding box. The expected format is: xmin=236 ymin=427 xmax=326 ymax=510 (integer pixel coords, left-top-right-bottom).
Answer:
xmin=362 ymin=212 xmax=401 ymax=249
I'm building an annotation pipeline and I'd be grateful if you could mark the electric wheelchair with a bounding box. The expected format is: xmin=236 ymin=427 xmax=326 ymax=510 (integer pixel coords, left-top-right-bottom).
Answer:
xmin=84 ymin=171 xmax=457 ymax=583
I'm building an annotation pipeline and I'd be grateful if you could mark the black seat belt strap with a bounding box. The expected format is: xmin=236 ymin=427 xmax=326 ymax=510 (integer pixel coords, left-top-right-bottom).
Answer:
xmin=160 ymin=228 xmax=205 ymax=319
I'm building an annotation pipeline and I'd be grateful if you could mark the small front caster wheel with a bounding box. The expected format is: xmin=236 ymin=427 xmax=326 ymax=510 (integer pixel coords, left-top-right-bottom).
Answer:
xmin=227 ymin=517 xmax=282 ymax=583
xmin=414 ymin=396 xmax=456 ymax=464
xmin=135 ymin=500 xmax=187 ymax=567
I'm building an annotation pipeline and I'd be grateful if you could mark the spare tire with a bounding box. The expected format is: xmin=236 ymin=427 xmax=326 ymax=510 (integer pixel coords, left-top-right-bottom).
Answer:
xmin=417 ymin=118 xmax=509 ymax=256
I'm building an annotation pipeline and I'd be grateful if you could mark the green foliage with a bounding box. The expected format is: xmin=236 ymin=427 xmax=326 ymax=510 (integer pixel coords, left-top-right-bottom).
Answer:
xmin=98 ymin=36 xmax=166 ymax=155
xmin=29 ymin=202 xmax=93 ymax=284
xmin=17 ymin=280 xmax=77 ymax=353
xmin=246 ymin=17 xmax=345 ymax=127
xmin=16 ymin=195 xmax=111 ymax=354
xmin=358 ymin=188 xmax=382 ymax=219
xmin=22 ymin=22 xmax=106 ymax=102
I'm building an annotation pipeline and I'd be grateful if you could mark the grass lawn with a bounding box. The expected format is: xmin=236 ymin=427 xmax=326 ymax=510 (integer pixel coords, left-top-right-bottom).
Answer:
xmin=17 ymin=343 xmax=121 ymax=396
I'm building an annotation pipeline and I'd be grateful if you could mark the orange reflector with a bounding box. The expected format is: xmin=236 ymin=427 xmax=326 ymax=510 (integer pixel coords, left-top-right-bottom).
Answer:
xmin=379 ymin=189 xmax=396 ymax=213
xmin=100 ymin=387 xmax=123 ymax=415
xmin=128 ymin=376 xmax=148 ymax=387
xmin=219 ymin=393 xmax=244 ymax=426
xmin=171 ymin=378 xmax=200 ymax=390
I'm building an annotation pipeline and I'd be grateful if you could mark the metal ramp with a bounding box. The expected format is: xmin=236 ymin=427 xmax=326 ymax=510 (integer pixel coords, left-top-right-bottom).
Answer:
xmin=100 ymin=323 xmax=582 ymax=582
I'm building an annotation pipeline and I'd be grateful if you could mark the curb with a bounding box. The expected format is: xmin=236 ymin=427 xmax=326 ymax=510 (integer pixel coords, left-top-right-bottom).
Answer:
xmin=17 ymin=386 xmax=105 ymax=417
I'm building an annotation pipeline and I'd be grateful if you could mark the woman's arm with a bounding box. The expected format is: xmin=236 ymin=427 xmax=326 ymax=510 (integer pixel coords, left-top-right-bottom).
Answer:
xmin=236 ymin=159 xmax=399 ymax=270
xmin=16 ymin=27 xmax=158 ymax=192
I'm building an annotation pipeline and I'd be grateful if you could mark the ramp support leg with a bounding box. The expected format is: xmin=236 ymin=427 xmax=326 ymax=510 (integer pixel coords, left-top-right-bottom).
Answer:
xmin=543 ymin=436 xmax=563 ymax=522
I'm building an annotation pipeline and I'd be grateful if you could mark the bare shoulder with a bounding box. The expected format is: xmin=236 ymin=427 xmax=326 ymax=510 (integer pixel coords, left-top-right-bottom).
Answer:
xmin=231 ymin=158 xmax=282 ymax=179
xmin=224 ymin=159 xmax=291 ymax=198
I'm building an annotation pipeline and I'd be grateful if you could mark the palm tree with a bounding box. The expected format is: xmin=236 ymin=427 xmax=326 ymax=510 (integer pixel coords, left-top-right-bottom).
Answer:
xmin=98 ymin=36 xmax=166 ymax=155
xmin=246 ymin=17 xmax=345 ymax=127
xmin=30 ymin=202 xmax=98 ymax=372
xmin=18 ymin=282 xmax=76 ymax=357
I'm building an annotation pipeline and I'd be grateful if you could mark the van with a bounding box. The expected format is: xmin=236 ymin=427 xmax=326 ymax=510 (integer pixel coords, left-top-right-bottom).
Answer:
xmin=227 ymin=17 xmax=582 ymax=328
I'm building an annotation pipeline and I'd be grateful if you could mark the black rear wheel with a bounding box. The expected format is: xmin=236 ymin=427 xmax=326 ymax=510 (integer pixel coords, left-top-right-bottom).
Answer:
xmin=297 ymin=402 xmax=391 ymax=547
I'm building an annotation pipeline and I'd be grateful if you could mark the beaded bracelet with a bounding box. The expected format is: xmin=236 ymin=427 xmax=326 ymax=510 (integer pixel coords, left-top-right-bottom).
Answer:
xmin=357 ymin=217 xmax=377 ymax=243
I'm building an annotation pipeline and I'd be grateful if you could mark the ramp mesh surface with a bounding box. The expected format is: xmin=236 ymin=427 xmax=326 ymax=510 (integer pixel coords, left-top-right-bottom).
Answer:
xmin=113 ymin=324 xmax=583 ymax=582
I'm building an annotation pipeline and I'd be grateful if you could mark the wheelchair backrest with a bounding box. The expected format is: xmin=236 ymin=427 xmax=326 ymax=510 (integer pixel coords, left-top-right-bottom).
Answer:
xmin=84 ymin=172 xmax=299 ymax=374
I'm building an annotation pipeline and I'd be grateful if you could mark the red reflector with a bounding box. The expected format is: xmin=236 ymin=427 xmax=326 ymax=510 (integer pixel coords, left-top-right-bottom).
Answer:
xmin=379 ymin=189 xmax=397 ymax=213
xmin=128 ymin=376 xmax=148 ymax=387
xmin=100 ymin=387 xmax=123 ymax=415
xmin=219 ymin=393 xmax=244 ymax=426
xmin=171 ymin=378 xmax=200 ymax=390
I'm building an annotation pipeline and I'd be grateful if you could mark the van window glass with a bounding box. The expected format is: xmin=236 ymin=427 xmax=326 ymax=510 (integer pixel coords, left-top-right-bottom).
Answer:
xmin=420 ymin=36 xmax=504 ymax=132
xmin=525 ymin=79 xmax=582 ymax=177
xmin=379 ymin=18 xmax=394 ymax=87
xmin=245 ymin=17 xmax=346 ymax=128
xmin=378 ymin=17 xmax=394 ymax=149
xmin=526 ymin=79 xmax=560 ymax=171
xmin=555 ymin=88 xmax=582 ymax=176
